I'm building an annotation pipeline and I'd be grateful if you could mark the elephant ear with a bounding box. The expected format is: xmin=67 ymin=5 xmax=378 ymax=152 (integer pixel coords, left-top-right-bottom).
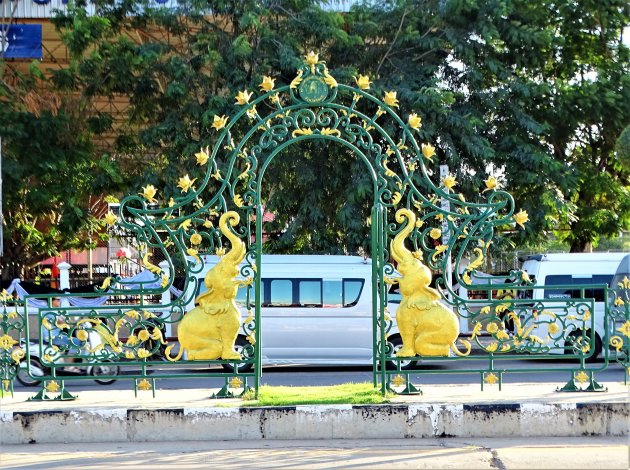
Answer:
xmin=195 ymin=285 xmax=215 ymax=305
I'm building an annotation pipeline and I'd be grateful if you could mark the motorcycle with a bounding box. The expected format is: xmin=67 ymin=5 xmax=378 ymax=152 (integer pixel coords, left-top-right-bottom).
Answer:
xmin=15 ymin=338 xmax=120 ymax=387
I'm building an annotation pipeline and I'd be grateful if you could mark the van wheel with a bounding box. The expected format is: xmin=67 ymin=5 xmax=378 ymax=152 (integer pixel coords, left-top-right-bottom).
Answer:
xmin=221 ymin=336 xmax=253 ymax=373
xmin=565 ymin=330 xmax=602 ymax=363
xmin=386 ymin=335 xmax=418 ymax=371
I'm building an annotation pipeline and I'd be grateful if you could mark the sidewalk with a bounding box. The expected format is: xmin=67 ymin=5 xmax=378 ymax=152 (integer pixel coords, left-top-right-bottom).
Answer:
xmin=1 ymin=381 xmax=628 ymax=444
xmin=2 ymin=437 xmax=629 ymax=469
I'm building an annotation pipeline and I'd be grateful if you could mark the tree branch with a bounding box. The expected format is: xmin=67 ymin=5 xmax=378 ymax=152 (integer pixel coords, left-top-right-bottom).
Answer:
xmin=376 ymin=8 xmax=410 ymax=77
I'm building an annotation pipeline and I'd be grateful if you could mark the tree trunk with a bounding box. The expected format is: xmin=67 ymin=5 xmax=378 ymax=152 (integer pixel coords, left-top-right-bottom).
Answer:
xmin=569 ymin=239 xmax=593 ymax=253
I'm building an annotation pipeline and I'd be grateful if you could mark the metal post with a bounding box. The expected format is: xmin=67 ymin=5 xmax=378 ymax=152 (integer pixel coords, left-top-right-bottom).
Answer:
xmin=158 ymin=260 xmax=172 ymax=338
xmin=439 ymin=164 xmax=452 ymax=302
xmin=0 ymin=137 xmax=3 ymax=257
xmin=58 ymin=262 xmax=71 ymax=290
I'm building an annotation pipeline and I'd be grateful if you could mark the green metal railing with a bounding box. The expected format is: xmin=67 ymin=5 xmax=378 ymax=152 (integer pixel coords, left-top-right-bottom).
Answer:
xmin=1 ymin=53 xmax=628 ymax=400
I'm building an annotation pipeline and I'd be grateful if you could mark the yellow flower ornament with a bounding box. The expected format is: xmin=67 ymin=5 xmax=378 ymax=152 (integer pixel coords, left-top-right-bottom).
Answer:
xmin=235 ymin=90 xmax=253 ymax=105
xmin=421 ymin=143 xmax=436 ymax=160
xmin=103 ymin=211 xmax=117 ymax=226
xmin=442 ymin=175 xmax=457 ymax=190
xmin=260 ymin=76 xmax=275 ymax=92
xmin=140 ymin=185 xmax=158 ymax=203
xmin=483 ymin=176 xmax=498 ymax=192
xmin=354 ymin=74 xmax=371 ymax=90
xmin=195 ymin=149 xmax=209 ymax=165
xmin=408 ymin=113 xmax=422 ymax=129
xmin=383 ymin=91 xmax=399 ymax=108
xmin=212 ymin=115 xmax=229 ymax=131
xmin=177 ymin=174 xmax=196 ymax=193
xmin=514 ymin=209 xmax=529 ymax=228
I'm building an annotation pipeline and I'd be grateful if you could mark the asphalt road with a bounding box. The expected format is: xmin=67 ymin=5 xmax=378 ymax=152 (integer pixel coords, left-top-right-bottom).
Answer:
xmin=12 ymin=357 xmax=627 ymax=391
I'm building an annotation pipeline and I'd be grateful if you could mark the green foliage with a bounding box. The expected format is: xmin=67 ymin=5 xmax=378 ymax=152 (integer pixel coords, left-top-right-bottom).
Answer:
xmin=2 ymin=0 xmax=626 ymax=272
xmin=0 ymin=63 xmax=121 ymax=278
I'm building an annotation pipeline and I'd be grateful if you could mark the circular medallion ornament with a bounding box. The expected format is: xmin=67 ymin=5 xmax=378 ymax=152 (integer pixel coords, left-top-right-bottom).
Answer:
xmin=299 ymin=75 xmax=329 ymax=103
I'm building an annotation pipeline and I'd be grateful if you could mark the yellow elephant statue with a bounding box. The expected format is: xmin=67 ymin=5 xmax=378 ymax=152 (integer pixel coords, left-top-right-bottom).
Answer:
xmin=167 ymin=211 xmax=251 ymax=361
xmin=389 ymin=208 xmax=470 ymax=358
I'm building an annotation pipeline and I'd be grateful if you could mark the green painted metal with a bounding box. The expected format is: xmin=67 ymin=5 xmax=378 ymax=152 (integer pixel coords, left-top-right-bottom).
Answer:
xmin=1 ymin=54 xmax=628 ymax=398
xmin=0 ymin=298 xmax=26 ymax=398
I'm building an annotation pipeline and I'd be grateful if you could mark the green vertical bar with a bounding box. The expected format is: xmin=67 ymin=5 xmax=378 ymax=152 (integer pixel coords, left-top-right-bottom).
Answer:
xmin=379 ymin=204 xmax=388 ymax=395
xmin=255 ymin=204 xmax=263 ymax=398
xmin=371 ymin=205 xmax=378 ymax=388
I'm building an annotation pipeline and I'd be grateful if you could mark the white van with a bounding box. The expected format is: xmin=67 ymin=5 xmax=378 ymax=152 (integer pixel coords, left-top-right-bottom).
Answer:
xmin=521 ymin=252 xmax=628 ymax=359
xmin=186 ymin=255 xmax=406 ymax=369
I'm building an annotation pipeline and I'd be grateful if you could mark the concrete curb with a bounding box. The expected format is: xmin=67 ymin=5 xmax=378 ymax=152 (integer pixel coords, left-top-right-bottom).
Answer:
xmin=1 ymin=402 xmax=627 ymax=444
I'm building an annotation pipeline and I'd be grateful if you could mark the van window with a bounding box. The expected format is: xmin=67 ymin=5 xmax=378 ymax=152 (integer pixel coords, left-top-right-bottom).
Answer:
xmin=264 ymin=278 xmax=364 ymax=308
xmin=343 ymin=279 xmax=364 ymax=307
xmin=544 ymin=275 xmax=612 ymax=302
xmin=236 ymin=286 xmax=248 ymax=306
xmin=299 ymin=280 xmax=321 ymax=307
xmin=270 ymin=279 xmax=293 ymax=306
xmin=323 ymin=280 xmax=343 ymax=307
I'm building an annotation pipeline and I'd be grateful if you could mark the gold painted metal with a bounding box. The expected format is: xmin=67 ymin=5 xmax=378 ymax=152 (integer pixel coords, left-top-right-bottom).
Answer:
xmin=484 ymin=373 xmax=499 ymax=385
xmin=229 ymin=376 xmax=243 ymax=388
xmin=137 ymin=379 xmax=152 ymax=391
xmin=166 ymin=211 xmax=251 ymax=361
xmin=391 ymin=374 xmax=406 ymax=387
xmin=388 ymin=209 xmax=471 ymax=357
xmin=574 ymin=371 xmax=590 ymax=383
xmin=45 ymin=381 xmax=60 ymax=393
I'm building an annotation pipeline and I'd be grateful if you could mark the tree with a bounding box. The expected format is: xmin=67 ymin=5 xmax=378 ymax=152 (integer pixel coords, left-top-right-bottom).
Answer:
xmin=522 ymin=0 xmax=630 ymax=252
xmin=26 ymin=0 xmax=628 ymax=260
xmin=0 ymin=57 xmax=120 ymax=280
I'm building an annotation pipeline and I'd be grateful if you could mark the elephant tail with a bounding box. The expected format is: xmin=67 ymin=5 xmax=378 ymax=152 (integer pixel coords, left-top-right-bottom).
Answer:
xmin=165 ymin=344 xmax=185 ymax=362
xmin=450 ymin=339 xmax=471 ymax=357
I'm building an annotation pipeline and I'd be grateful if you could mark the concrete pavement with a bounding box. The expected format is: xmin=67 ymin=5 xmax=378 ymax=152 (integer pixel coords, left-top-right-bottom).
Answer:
xmin=1 ymin=437 xmax=628 ymax=469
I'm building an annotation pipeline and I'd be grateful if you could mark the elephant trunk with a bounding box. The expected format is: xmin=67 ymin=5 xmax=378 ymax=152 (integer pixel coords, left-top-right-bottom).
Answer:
xmin=390 ymin=209 xmax=416 ymax=265
xmin=219 ymin=211 xmax=246 ymax=265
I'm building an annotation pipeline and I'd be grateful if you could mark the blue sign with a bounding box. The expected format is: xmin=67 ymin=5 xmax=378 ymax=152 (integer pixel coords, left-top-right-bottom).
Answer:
xmin=1 ymin=24 xmax=42 ymax=59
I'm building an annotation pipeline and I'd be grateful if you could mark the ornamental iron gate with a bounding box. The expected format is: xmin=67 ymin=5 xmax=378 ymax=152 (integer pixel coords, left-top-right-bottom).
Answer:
xmin=1 ymin=53 xmax=629 ymax=399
